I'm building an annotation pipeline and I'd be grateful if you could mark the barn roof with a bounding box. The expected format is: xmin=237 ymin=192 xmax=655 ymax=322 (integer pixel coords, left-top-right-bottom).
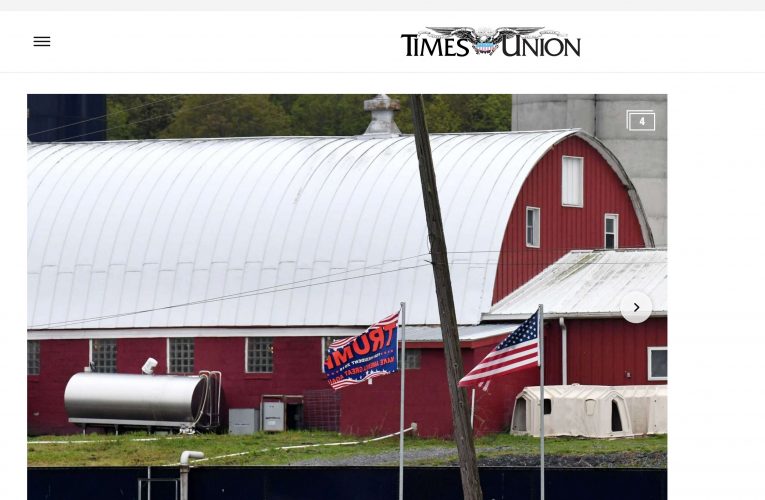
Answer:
xmin=28 ymin=130 xmax=650 ymax=329
xmin=485 ymin=248 xmax=667 ymax=320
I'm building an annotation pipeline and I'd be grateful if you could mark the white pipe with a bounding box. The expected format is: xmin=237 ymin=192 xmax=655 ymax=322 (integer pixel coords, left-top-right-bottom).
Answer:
xmin=180 ymin=450 xmax=204 ymax=465
xmin=180 ymin=450 xmax=204 ymax=500
xmin=559 ymin=317 xmax=567 ymax=386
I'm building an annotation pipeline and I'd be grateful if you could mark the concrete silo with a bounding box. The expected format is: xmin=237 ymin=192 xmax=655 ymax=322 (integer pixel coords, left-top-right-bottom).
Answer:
xmin=512 ymin=94 xmax=667 ymax=246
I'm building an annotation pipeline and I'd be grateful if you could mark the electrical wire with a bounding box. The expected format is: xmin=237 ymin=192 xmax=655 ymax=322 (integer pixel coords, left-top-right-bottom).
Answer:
xmin=50 ymin=95 xmax=241 ymax=143
xmin=29 ymin=260 xmax=433 ymax=329
xmin=27 ymin=94 xmax=185 ymax=137
xmin=29 ymin=249 xmax=665 ymax=330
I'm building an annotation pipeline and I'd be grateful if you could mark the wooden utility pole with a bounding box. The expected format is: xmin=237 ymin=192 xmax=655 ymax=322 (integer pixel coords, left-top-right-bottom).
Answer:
xmin=410 ymin=94 xmax=483 ymax=500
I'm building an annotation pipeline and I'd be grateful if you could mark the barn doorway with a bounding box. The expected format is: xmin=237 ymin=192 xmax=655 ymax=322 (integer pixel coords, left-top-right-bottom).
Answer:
xmin=511 ymin=398 xmax=527 ymax=432
xmin=286 ymin=402 xmax=304 ymax=430
xmin=611 ymin=400 xmax=623 ymax=432
xmin=284 ymin=395 xmax=305 ymax=430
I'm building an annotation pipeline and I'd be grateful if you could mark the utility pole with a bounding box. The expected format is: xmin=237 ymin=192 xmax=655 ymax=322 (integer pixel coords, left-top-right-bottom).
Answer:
xmin=410 ymin=94 xmax=483 ymax=500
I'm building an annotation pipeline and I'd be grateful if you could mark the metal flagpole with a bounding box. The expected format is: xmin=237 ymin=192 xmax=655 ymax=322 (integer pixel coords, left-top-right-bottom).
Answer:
xmin=470 ymin=388 xmax=476 ymax=428
xmin=539 ymin=304 xmax=545 ymax=500
xmin=399 ymin=302 xmax=407 ymax=500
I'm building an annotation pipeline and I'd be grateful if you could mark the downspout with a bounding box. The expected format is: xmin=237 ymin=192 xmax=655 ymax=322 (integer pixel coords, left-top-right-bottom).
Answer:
xmin=559 ymin=317 xmax=568 ymax=385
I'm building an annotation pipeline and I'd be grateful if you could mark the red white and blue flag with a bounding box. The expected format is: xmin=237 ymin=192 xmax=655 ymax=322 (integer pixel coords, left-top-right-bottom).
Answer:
xmin=458 ymin=308 xmax=540 ymax=389
xmin=324 ymin=311 xmax=400 ymax=390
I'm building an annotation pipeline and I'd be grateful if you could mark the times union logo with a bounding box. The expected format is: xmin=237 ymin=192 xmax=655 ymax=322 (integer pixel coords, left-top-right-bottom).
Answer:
xmin=401 ymin=27 xmax=581 ymax=58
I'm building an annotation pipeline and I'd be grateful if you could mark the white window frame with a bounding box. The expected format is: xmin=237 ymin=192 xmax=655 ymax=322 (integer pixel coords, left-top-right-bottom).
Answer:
xmin=89 ymin=338 xmax=118 ymax=373
xmin=604 ymin=213 xmax=619 ymax=249
xmin=167 ymin=337 xmax=195 ymax=374
xmin=246 ymin=337 xmax=274 ymax=373
xmin=525 ymin=206 xmax=541 ymax=248
xmin=561 ymin=156 xmax=584 ymax=208
xmin=647 ymin=346 xmax=667 ymax=381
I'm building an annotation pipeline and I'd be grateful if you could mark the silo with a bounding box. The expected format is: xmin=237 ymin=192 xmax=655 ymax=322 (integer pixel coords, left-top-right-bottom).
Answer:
xmin=512 ymin=94 xmax=667 ymax=246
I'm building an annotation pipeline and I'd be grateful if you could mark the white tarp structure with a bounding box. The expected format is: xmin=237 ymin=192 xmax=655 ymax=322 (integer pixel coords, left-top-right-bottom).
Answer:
xmin=618 ymin=385 xmax=667 ymax=435
xmin=511 ymin=385 xmax=646 ymax=438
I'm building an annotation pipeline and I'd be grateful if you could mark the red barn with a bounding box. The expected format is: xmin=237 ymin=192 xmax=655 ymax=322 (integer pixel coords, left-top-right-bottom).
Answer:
xmin=27 ymin=122 xmax=659 ymax=436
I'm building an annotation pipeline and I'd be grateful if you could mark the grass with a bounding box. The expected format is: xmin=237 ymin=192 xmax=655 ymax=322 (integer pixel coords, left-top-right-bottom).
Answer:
xmin=27 ymin=431 xmax=666 ymax=468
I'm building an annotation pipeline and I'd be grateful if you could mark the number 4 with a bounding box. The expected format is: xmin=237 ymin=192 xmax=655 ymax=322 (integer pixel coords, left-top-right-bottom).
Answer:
xmin=639 ymin=116 xmax=646 ymax=126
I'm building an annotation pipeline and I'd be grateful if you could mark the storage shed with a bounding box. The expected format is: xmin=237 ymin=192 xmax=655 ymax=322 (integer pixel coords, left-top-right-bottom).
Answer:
xmin=27 ymin=97 xmax=656 ymax=436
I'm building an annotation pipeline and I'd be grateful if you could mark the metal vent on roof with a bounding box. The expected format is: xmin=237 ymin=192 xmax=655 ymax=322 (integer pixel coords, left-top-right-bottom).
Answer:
xmin=363 ymin=94 xmax=401 ymax=136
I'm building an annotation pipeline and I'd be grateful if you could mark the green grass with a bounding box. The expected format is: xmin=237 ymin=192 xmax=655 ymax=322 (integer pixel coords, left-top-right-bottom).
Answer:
xmin=27 ymin=431 xmax=666 ymax=467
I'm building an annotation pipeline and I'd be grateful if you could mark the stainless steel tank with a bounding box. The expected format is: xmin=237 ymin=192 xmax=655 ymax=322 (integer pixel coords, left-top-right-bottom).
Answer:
xmin=64 ymin=372 xmax=207 ymax=427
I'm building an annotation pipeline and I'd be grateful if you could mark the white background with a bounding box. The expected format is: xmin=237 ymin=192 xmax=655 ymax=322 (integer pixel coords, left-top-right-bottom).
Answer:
xmin=2 ymin=10 xmax=764 ymax=499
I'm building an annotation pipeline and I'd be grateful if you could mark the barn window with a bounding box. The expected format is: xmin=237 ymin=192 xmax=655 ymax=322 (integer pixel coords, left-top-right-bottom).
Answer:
xmin=561 ymin=156 xmax=584 ymax=207
xmin=402 ymin=348 xmax=421 ymax=369
xmin=322 ymin=336 xmax=346 ymax=372
xmin=605 ymin=214 xmax=619 ymax=249
xmin=525 ymin=207 xmax=540 ymax=248
xmin=168 ymin=337 xmax=195 ymax=374
xmin=247 ymin=337 xmax=273 ymax=373
xmin=28 ymin=340 xmax=40 ymax=376
xmin=648 ymin=347 xmax=667 ymax=381
xmin=90 ymin=339 xmax=117 ymax=373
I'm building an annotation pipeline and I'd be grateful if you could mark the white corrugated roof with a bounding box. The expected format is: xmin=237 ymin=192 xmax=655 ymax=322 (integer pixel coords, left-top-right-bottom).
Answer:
xmin=28 ymin=130 xmax=649 ymax=329
xmin=486 ymin=248 xmax=667 ymax=319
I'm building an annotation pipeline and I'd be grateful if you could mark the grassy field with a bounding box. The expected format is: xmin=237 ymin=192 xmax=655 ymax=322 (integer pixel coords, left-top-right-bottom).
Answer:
xmin=28 ymin=431 xmax=667 ymax=467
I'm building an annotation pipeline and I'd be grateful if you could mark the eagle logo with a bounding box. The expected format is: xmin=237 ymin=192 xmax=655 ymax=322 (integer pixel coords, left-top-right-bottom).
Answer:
xmin=424 ymin=27 xmax=544 ymax=55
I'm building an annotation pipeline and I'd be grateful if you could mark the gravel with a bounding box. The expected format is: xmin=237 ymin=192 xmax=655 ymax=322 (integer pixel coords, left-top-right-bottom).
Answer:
xmin=289 ymin=446 xmax=667 ymax=468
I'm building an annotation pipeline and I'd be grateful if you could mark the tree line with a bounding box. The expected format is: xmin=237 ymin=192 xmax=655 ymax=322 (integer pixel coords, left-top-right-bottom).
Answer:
xmin=106 ymin=94 xmax=513 ymax=140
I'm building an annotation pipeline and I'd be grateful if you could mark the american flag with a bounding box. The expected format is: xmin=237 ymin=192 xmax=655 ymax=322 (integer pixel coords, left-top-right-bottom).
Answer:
xmin=458 ymin=308 xmax=540 ymax=388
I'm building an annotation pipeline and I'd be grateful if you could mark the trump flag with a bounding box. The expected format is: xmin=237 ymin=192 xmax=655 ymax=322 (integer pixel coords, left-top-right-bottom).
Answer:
xmin=324 ymin=311 xmax=400 ymax=390
xmin=458 ymin=308 xmax=540 ymax=388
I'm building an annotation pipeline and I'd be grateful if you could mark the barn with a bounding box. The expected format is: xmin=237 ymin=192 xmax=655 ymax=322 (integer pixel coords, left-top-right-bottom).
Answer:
xmin=27 ymin=98 xmax=659 ymax=436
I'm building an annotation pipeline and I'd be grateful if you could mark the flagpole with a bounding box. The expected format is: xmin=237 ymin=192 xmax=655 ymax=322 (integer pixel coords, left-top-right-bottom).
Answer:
xmin=470 ymin=388 xmax=476 ymax=429
xmin=539 ymin=304 xmax=545 ymax=500
xmin=399 ymin=301 xmax=406 ymax=500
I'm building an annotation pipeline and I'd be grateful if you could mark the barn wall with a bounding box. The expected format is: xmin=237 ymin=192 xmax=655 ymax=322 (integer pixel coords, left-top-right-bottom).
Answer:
xmin=562 ymin=317 xmax=667 ymax=386
xmin=28 ymin=318 xmax=666 ymax=436
xmin=339 ymin=347 xmax=465 ymax=438
xmin=28 ymin=336 xmax=337 ymax=435
xmin=492 ymin=136 xmax=647 ymax=302
xmin=28 ymin=339 xmax=88 ymax=435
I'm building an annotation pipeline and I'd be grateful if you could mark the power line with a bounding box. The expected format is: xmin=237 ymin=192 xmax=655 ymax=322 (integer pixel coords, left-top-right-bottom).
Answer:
xmin=29 ymin=252 xmax=665 ymax=329
xmin=29 ymin=260 xmax=433 ymax=329
xmin=27 ymin=94 xmax=185 ymax=137
xmin=50 ymin=95 xmax=241 ymax=143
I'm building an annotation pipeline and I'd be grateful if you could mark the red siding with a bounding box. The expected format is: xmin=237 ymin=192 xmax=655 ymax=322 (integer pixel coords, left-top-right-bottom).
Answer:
xmin=492 ymin=136 xmax=647 ymax=302
xmin=28 ymin=336 xmax=335 ymax=435
xmin=28 ymin=318 xmax=666 ymax=436
xmin=339 ymin=347 xmax=465 ymax=438
xmin=558 ymin=318 xmax=667 ymax=386
xmin=28 ymin=339 xmax=88 ymax=435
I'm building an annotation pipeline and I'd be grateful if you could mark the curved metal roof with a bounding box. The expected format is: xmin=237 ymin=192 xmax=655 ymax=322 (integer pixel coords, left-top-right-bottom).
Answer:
xmin=27 ymin=130 xmax=651 ymax=329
